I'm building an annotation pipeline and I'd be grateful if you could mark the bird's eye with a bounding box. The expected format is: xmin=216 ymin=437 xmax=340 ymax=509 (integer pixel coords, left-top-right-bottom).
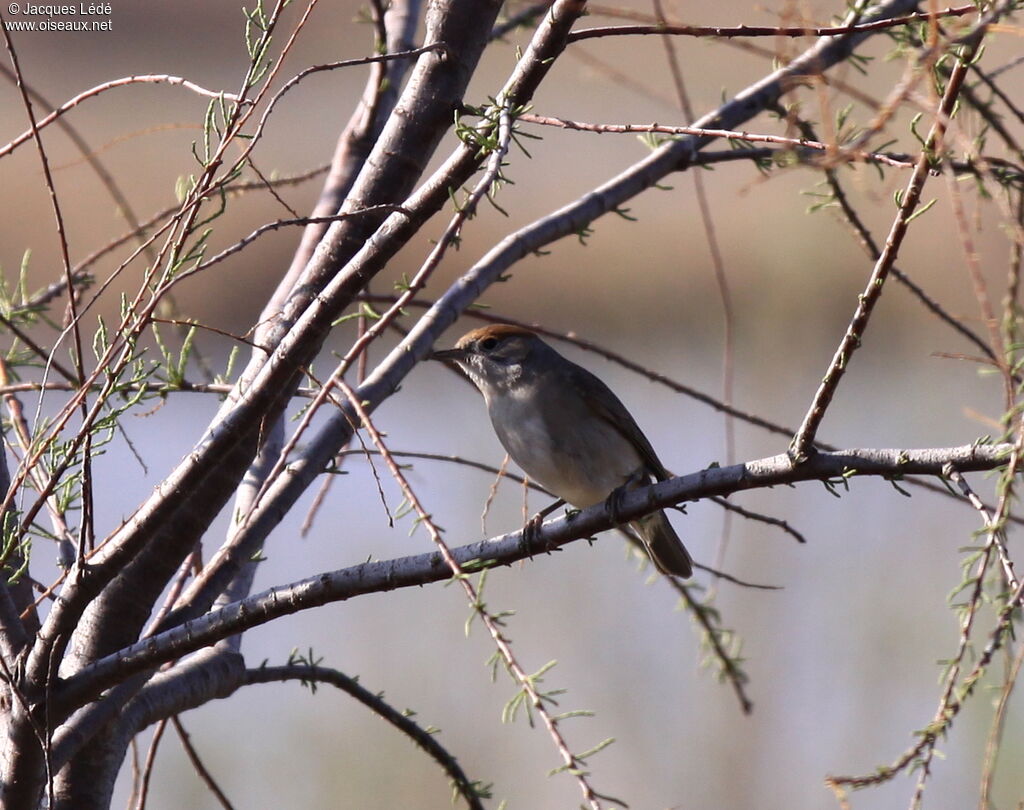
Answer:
xmin=479 ymin=337 xmax=499 ymax=351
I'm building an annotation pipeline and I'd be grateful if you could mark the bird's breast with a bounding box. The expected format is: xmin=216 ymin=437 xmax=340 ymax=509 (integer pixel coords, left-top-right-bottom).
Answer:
xmin=485 ymin=385 xmax=643 ymax=508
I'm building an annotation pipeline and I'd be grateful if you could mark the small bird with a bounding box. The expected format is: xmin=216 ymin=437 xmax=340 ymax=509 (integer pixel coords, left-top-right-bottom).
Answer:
xmin=432 ymin=324 xmax=692 ymax=578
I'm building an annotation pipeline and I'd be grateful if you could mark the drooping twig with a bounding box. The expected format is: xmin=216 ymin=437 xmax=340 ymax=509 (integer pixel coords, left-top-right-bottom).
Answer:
xmin=171 ymin=716 xmax=236 ymax=810
xmin=133 ymin=717 xmax=168 ymax=810
xmin=945 ymin=468 xmax=1018 ymax=594
xmin=0 ymin=75 xmax=243 ymax=160
xmin=709 ymin=497 xmax=807 ymax=544
xmin=246 ymin=663 xmax=485 ymax=810
xmin=828 ymin=556 xmax=1024 ymax=799
xmin=977 ymin=640 xmax=1024 ymax=808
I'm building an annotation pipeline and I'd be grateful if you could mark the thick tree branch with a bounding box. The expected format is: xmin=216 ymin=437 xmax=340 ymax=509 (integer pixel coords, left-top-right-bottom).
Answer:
xmin=152 ymin=0 xmax=592 ymax=635
xmin=59 ymin=0 xmax=507 ymax=675
xmin=55 ymin=442 xmax=1010 ymax=711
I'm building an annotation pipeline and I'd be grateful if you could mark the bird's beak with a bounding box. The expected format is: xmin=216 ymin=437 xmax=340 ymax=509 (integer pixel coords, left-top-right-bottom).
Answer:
xmin=430 ymin=347 xmax=466 ymax=362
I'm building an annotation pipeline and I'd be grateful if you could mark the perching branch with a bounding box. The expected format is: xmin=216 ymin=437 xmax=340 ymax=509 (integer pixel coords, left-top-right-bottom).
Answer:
xmin=56 ymin=442 xmax=1011 ymax=711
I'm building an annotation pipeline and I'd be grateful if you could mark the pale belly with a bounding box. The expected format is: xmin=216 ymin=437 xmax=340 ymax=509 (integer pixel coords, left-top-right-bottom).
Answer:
xmin=487 ymin=391 xmax=642 ymax=508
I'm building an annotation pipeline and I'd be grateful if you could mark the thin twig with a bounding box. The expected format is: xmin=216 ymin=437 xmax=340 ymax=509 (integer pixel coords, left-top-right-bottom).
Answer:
xmin=942 ymin=160 xmax=1014 ymax=411
xmin=568 ymin=5 xmax=978 ymax=42
xmin=709 ymin=497 xmax=807 ymax=544
xmin=0 ymin=361 xmax=77 ymax=577
xmin=133 ymin=718 xmax=168 ymax=810
xmin=977 ymin=640 xmax=1024 ymax=809
xmin=221 ymin=44 xmax=449 ymax=191
xmin=765 ymin=100 xmax=1011 ymax=382
xmin=829 ymin=556 xmax=1024 ymax=797
xmin=66 ymin=165 xmax=329 ymax=280
xmin=650 ymin=0 xmax=737 ymax=602
xmin=518 ymin=113 xmax=917 ymax=168
xmin=483 ymin=453 xmax=516 ymax=535
xmin=790 ymin=37 xmax=979 ymax=459
xmin=168 ymin=207 xmax=410 ymax=283
xmin=665 ymin=576 xmax=752 ymax=713
xmin=245 ymin=664 xmax=484 ymax=810
xmin=945 ymin=469 xmax=1017 ymax=591
xmin=171 ymin=716 xmax=236 ymax=810
xmin=0 ymin=75 xmax=242 ymax=159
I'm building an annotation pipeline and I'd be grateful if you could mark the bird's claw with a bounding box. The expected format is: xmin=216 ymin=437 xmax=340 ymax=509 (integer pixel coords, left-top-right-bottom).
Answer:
xmin=604 ymin=482 xmax=634 ymax=527
xmin=521 ymin=498 xmax=565 ymax=554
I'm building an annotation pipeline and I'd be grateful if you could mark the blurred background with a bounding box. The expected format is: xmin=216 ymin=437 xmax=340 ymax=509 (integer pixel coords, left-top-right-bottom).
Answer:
xmin=1 ymin=0 xmax=1022 ymax=807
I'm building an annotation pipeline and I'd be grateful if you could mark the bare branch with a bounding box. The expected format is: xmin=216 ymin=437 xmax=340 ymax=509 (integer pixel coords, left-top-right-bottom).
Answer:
xmin=567 ymin=5 xmax=978 ymax=43
xmin=58 ymin=441 xmax=1013 ymax=709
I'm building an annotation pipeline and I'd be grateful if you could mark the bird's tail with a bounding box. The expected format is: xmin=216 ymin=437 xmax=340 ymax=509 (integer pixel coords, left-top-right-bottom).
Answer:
xmin=632 ymin=511 xmax=693 ymax=578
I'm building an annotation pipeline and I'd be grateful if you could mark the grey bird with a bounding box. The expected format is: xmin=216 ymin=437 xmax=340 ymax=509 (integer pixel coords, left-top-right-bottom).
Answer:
xmin=432 ymin=324 xmax=692 ymax=578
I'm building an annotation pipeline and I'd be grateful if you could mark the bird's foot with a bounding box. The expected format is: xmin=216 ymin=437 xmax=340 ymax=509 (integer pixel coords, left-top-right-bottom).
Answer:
xmin=604 ymin=469 xmax=648 ymax=526
xmin=522 ymin=498 xmax=565 ymax=553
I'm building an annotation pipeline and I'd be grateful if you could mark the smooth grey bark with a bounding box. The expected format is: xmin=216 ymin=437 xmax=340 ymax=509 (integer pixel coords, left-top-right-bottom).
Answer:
xmin=51 ymin=648 xmax=245 ymax=810
xmin=57 ymin=443 xmax=1013 ymax=705
xmin=62 ymin=0 xmax=504 ymax=675
xmin=269 ymin=0 xmax=421 ymax=319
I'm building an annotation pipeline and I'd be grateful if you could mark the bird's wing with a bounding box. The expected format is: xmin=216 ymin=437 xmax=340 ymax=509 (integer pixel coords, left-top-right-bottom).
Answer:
xmin=567 ymin=363 xmax=671 ymax=481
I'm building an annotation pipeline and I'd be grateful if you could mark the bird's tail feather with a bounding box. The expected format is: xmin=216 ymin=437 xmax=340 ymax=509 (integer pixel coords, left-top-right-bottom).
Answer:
xmin=632 ymin=511 xmax=692 ymax=578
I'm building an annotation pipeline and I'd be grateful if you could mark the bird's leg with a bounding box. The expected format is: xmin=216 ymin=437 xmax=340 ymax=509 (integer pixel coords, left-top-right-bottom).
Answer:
xmin=522 ymin=498 xmax=565 ymax=553
xmin=604 ymin=469 xmax=648 ymax=527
